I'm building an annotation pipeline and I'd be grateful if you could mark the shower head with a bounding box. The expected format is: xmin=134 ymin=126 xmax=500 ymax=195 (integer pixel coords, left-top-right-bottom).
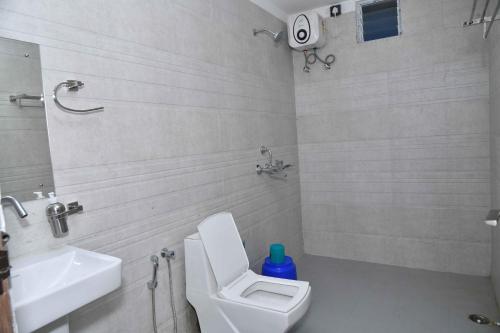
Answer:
xmin=253 ymin=28 xmax=284 ymax=42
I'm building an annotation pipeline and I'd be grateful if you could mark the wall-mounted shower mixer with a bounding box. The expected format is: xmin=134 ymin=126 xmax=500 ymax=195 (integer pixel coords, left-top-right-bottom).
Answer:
xmin=256 ymin=145 xmax=292 ymax=179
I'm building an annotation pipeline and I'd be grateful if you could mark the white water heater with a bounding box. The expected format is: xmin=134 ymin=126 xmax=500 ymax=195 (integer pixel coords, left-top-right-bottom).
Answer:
xmin=287 ymin=10 xmax=326 ymax=51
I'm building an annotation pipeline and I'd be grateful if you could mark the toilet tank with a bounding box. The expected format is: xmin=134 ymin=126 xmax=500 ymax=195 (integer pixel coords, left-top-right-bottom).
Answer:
xmin=184 ymin=232 xmax=218 ymax=295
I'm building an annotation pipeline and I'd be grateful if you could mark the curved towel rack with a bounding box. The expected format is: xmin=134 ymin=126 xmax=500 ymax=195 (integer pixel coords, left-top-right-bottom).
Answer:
xmin=53 ymin=80 xmax=104 ymax=113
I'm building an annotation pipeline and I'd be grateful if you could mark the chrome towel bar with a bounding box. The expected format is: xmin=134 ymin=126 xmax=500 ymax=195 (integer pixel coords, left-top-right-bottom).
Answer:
xmin=53 ymin=80 xmax=104 ymax=113
xmin=9 ymin=93 xmax=44 ymax=108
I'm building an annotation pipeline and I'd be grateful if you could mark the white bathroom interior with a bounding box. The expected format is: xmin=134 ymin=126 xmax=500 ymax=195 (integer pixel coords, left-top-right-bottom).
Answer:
xmin=1 ymin=0 xmax=500 ymax=332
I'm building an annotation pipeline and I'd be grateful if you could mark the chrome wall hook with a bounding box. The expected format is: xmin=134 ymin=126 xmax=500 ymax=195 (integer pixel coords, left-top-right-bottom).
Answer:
xmin=53 ymin=80 xmax=104 ymax=113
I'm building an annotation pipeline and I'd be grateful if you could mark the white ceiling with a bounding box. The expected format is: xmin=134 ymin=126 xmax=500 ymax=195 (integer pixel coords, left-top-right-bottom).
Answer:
xmin=250 ymin=0 xmax=340 ymax=21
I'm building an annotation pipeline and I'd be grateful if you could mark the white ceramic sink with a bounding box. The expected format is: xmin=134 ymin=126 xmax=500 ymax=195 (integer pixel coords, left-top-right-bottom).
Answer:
xmin=9 ymin=246 xmax=122 ymax=333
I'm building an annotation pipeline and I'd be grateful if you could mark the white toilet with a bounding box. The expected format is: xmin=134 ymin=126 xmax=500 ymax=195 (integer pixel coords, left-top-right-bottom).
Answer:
xmin=185 ymin=212 xmax=311 ymax=333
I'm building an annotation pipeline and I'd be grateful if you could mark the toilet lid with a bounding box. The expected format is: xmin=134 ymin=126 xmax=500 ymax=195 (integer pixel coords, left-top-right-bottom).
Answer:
xmin=197 ymin=212 xmax=249 ymax=289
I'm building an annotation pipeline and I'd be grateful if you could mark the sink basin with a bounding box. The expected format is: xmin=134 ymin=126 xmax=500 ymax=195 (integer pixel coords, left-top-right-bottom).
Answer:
xmin=9 ymin=246 xmax=122 ymax=333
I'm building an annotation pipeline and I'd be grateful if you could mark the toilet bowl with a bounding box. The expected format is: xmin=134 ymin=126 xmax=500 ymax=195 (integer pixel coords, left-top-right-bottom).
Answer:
xmin=185 ymin=212 xmax=311 ymax=333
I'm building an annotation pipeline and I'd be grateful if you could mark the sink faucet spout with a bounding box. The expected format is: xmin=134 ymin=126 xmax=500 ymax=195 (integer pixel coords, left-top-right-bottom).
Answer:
xmin=1 ymin=196 xmax=28 ymax=218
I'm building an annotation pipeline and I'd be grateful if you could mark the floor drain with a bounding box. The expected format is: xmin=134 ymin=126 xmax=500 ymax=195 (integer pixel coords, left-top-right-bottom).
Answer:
xmin=469 ymin=314 xmax=491 ymax=325
xmin=469 ymin=314 xmax=500 ymax=326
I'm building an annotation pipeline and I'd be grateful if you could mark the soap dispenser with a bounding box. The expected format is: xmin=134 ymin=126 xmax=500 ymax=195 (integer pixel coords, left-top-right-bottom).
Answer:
xmin=46 ymin=192 xmax=69 ymax=238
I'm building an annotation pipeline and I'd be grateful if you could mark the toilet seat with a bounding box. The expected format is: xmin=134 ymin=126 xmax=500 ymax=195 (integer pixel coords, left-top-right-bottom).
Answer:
xmin=220 ymin=270 xmax=310 ymax=313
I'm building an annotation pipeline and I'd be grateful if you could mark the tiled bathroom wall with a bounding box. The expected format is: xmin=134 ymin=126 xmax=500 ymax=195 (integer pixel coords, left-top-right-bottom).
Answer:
xmin=490 ymin=22 xmax=500 ymax=299
xmin=294 ymin=0 xmax=491 ymax=275
xmin=0 ymin=1 xmax=302 ymax=332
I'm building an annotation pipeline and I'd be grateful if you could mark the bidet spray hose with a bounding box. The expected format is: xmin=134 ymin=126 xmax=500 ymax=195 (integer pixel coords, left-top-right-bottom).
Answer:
xmin=162 ymin=248 xmax=178 ymax=333
xmin=166 ymin=257 xmax=178 ymax=333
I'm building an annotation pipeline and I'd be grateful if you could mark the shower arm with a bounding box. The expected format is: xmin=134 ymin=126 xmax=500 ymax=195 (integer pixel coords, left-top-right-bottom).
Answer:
xmin=252 ymin=28 xmax=283 ymax=41
xmin=253 ymin=29 xmax=274 ymax=38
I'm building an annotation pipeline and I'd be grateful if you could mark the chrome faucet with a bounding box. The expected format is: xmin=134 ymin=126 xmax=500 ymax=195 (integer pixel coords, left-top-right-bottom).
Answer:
xmin=1 ymin=196 xmax=28 ymax=218
xmin=256 ymin=146 xmax=293 ymax=179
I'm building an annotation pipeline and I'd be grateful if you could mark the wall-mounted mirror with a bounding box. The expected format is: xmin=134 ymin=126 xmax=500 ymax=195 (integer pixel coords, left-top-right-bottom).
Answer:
xmin=0 ymin=37 xmax=54 ymax=202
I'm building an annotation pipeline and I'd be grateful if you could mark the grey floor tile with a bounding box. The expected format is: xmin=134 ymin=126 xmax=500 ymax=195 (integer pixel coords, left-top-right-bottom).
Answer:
xmin=291 ymin=255 xmax=499 ymax=333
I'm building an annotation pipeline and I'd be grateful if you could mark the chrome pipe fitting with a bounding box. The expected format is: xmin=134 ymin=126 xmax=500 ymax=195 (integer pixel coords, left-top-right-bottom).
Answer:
xmin=161 ymin=248 xmax=175 ymax=260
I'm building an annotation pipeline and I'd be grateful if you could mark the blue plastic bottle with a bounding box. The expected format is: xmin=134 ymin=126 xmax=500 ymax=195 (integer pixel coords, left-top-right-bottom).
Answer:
xmin=262 ymin=243 xmax=297 ymax=280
